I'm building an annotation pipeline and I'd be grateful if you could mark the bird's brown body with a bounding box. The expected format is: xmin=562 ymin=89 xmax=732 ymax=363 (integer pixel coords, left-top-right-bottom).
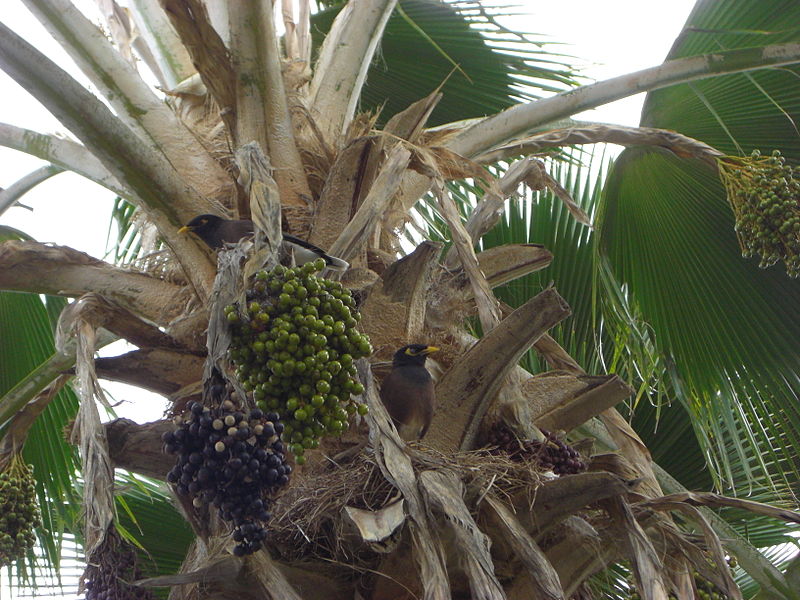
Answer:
xmin=379 ymin=345 xmax=438 ymax=441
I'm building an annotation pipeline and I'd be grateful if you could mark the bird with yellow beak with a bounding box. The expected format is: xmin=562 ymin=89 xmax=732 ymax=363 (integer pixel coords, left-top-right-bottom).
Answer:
xmin=379 ymin=344 xmax=439 ymax=441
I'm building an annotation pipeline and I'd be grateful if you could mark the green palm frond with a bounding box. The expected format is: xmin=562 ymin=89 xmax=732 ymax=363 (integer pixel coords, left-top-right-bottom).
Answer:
xmin=597 ymin=0 xmax=800 ymax=494
xmin=109 ymin=195 xmax=144 ymax=265
xmin=0 ymin=289 xmax=82 ymax=583
xmin=114 ymin=473 xmax=193 ymax=582
xmin=311 ymin=0 xmax=578 ymax=126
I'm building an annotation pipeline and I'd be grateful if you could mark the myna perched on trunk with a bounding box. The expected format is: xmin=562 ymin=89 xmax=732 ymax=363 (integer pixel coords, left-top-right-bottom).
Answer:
xmin=379 ymin=344 xmax=439 ymax=441
xmin=179 ymin=214 xmax=349 ymax=271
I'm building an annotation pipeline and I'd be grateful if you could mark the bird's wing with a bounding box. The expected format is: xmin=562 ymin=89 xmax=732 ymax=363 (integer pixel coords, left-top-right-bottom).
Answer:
xmin=283 ymin=233 xmax=329 ymax=254
xmin=380 ymin=369 xmax=435 ymax=440
xmin=283 ymin=233 xmax=349 ymax=271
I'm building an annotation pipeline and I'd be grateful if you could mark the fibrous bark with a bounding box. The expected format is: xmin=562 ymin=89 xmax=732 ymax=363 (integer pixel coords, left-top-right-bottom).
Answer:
xmin=106 ymin=418 xmax=174 ymax=479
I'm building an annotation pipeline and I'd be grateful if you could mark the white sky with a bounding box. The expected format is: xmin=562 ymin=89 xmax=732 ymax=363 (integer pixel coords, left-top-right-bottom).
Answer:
xmin=0 ymin=1 xmax=695 ymax=597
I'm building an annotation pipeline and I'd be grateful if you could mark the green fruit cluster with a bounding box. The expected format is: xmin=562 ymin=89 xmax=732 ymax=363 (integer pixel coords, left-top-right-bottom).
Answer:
xmin=227 ymin=259 xmax=371 ymax=465
xmin=684 ymin=571 xmax=729 ymax=600
xmin=0 ymin=457 xmax=41 ymax=567
xmin=721 ymin=149 xmax=800 ymax=277
xmin=625 ymin=567 xmax=731 ymax=600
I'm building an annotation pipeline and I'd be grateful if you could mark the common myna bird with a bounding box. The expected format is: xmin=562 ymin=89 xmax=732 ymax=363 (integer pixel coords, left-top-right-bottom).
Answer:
xmin=178 ymin=214 xmax=349 ymax=271
xmin=379 ymin=344 xmax=439 ymax=441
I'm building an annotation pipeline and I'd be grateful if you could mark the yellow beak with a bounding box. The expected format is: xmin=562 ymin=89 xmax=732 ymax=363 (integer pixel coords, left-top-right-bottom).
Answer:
xmin=423 ymin=346 xmax=440 ymax=354
xmin=177 ymin=225 xmax=192 ymax=234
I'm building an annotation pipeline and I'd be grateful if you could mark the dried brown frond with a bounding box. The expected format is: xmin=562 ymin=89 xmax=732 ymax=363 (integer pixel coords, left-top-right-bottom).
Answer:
xmin=160 ymin=0 xmax=235 ymax=131
xmin=283 ymin=204 xmax=313 ymax=239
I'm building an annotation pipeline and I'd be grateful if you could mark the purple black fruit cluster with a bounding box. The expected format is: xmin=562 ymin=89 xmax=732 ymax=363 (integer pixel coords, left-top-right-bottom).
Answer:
xmin=82 ymin=529 xmax=154 ymax=600
xmin=487 ymin=425 xmax=586 ymax=475
xmin=163 ymin=400 xmax=291 ymax=556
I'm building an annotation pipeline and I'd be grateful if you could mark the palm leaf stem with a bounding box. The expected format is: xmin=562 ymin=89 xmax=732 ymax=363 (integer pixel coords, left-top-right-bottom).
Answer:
xmin=0 ymin=164 xmax=64 ymax=218
xmin=0 ymin=123 xmax=125 ymax=196
xmin=451 ymin=42 xmax=800 ymax=158
xmin=309 ymin=0 xmax=398 ymax=144
xmin=21 ymin=0 xmax=228 ymax=199
xmin=128 ymin=0 xmax=196 ymax=88
xmin=579 ymin=417 xmax=793 ymax=598
xmin=0 ymin=21 xmax=216 ymax=297
xmin=0 ymin=332 xmax=116 ymax=428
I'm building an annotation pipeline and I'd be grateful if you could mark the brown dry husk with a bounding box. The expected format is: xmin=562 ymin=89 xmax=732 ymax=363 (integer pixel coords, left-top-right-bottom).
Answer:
xmin=268 ymin=441 xmax=549 ymax=568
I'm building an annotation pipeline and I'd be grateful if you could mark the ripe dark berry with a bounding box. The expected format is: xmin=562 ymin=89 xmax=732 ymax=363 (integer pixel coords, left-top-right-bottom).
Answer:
xmin=486 ymin=424 xmax=586 ymax=476
xmin=163 ymin=396 xmax=292 ymax=556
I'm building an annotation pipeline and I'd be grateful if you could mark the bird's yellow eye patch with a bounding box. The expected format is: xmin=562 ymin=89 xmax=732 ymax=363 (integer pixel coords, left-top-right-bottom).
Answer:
xmin=405 ymin=347 xmax=417 ymax=356
xmin=200 ymin=218 xmax=208 ymax=225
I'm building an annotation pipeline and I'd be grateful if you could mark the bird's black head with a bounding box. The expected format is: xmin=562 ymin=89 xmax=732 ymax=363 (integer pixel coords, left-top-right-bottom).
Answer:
xmin=179 ymin=214 xmax=250 ymax=249
xmin=392 ymin=344 xmax=439 ymax=366
xmin=179 ymin=214 xmax=224 ymax=235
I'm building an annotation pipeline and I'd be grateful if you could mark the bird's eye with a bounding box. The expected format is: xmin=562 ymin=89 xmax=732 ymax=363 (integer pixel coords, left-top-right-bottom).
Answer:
xmin=200 ymin=218 xmax=208 ymax=225
xmin=405 ymin=347 xmax=417 ymax=356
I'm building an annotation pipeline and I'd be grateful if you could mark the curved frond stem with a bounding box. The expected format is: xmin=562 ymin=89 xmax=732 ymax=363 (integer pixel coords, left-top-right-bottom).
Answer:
xmin=482 ymin=495 xmax=564 ymax=600
xmin=129 ymin=0 xmax=196 ymax=88
xmin=0 ymin=22 xmax=216 ymax=296
xmin=0 ymin=331 xmax=116 ymax=429
xmin=0 ymin=123 xmax=126 ymax=196
xmin=95 ymin=348 xmax=204 ymax=395
xmin=428 ymin=287 xmax=572 ymax=452
xmin=0 ymin=240 xmax=190 ymax=324
xmin=22 ymin=0 xmax=230 ymax=199
xmin=581 ymin=418 xmax=793 ymax=599
xmin=450 ymin=42 xmax=800 ymax=158
xmin=309 ymin=0 xmax=398 ymax=145
xmin=433 ymin=180 xmax=501 ymax=332
xmin=228 ymin=0 xmax=311 ymax=206
xmin=0 ymin=164 xmax=64 ymax=218
xmin=0 ymin=375 xmax=70 ymax=463
xmin=474 ymin=123 xmax=725 ymax=166
xmin=655 ymin=465 xmax=792 ymax=600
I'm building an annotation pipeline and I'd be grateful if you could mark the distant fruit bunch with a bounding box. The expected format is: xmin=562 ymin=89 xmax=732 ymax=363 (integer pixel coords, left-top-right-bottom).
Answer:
xmin=625 ymin=566 xmax=732 ymax=600
xmin=226 ymin=259 xmax=371 ymax=465
xmin=719 ymin=149 xmax=800 ymax=277
xmin=487 ymin=424 xmax=586 ymax=476
xmin=82 ymin=528 xmax=154 ymax=600
xmin=0 ymin=454 xmax=40 ymax=567
xmin=164 ymin=399 xmax=291 ymax=556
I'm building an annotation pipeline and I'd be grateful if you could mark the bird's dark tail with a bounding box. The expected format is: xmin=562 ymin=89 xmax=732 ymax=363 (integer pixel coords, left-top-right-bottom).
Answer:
xmin=325 ymin=255 xmax=349 ymax=271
